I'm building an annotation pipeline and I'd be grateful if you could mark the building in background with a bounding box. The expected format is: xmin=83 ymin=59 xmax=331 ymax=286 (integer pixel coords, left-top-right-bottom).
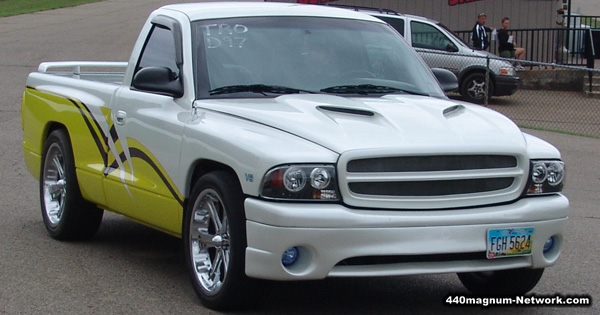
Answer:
xmin=294 ymin=0 xmax=565 ymax=32
xmin=571 ymin=0 xmax=600 ymax=16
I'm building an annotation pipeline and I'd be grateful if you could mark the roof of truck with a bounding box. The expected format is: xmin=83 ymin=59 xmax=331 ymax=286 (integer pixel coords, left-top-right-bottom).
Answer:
xmin=159 ymin=2 xmax=384 ymax=22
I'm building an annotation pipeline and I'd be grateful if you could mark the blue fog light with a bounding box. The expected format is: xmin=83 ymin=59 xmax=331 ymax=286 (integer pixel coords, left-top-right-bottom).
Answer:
xmin=543 ymin=236 xmax=554 ymax=253
xmin=282 ymin=247 xmax=299 ymax=267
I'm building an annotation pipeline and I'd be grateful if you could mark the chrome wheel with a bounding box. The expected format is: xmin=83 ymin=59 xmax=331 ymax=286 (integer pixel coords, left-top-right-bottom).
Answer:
xmin=189 ymin=189 xmax=230 ymax=295
xmin=184 ymin=171 xmax=263 ymax=310
xmin=40 ymin=129 xmax=103 ymax=240
xmin=42 ymin=143 xmax=67 ymax=227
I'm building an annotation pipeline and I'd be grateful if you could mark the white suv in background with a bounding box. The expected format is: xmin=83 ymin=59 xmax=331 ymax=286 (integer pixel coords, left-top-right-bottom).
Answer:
xmin=337 ymin=6 xmax=520 ymax=103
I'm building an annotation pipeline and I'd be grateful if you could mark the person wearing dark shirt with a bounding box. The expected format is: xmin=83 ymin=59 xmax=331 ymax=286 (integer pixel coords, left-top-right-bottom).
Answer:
xmin=498 ymin=17 xmax=526 ymax=71
xmin=471 ymin=13 xmax=493 ymax=50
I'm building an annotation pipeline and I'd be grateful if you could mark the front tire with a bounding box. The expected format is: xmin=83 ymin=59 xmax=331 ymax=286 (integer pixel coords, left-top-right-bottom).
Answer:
xmin=40 ymin=129 xmax=103 ymax=240
xmin=183 ymin=171 xmax=259 ymax=310
xmin=460 ymin=72 xmax=494 ymax=104
xmin=457 ymin=268 xmax=544 ymax=296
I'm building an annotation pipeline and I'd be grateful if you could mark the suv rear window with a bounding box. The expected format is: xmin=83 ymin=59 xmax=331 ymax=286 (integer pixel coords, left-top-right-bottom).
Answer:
xmin=377 ymin=16 xmax=405 ymax=36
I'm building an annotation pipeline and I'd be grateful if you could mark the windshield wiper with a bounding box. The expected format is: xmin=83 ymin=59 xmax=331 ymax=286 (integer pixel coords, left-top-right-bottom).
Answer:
xmin=209 ymin=84 xmax=315 ymax=96
xmin=320 ymin=84 xmax=427 ymax=96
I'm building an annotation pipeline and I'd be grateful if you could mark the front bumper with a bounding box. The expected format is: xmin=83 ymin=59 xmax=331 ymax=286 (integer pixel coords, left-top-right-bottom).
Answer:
xmin=244 ymin=194 xmax=568 ymax=280
xmin=494 ymin=75 xmax=520 ymax=96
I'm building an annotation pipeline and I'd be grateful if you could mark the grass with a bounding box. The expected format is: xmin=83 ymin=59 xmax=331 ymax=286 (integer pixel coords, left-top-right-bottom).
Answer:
xmin=0 ymin=0 xmax=103 ymax=18
xmin=580 ymin=17 xmax=600 ymax=28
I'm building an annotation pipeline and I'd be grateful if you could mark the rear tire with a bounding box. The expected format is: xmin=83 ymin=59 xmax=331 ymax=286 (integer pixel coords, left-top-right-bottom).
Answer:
xmin=40 ymin=129 xmax=103 ymax=240
xmin=183 ymin=170 xmax=262 ymax=310
xmin=457 ymin=268 xmax=544 ymax=296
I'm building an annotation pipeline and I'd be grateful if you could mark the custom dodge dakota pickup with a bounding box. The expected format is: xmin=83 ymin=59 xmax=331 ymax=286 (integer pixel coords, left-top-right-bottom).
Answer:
xmin=21 ymin=2 xmax=569 ymax=310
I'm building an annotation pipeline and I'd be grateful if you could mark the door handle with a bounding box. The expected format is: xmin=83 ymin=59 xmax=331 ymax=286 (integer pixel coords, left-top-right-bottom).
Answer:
xmin=115 ymin=110 xmax=127 ymax=125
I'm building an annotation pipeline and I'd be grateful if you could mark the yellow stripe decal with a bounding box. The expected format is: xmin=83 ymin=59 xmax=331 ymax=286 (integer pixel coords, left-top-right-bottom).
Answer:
xmin=129 ymin=147 xmax=184 ymax=206
xmin=28 ymin=86 xmax=184 ymax=207
xmin=68 ymin=98 xmax=109 ymax=166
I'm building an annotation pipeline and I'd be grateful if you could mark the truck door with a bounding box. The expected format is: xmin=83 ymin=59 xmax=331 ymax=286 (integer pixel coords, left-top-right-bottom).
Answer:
xmin=105 ymin=16 xmax=187 ymax=235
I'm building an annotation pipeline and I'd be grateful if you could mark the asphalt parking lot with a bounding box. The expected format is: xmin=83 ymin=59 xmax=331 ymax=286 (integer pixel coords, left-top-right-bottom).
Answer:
xmin=0 ymin=1 xmax=598 ymax=314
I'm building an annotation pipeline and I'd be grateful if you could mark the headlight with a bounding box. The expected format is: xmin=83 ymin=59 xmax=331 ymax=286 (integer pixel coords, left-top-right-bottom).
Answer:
xmin=526 ymin=160 xmax=565 ymax=195
xmin=261 ymin=165 xmax=339 ymax=201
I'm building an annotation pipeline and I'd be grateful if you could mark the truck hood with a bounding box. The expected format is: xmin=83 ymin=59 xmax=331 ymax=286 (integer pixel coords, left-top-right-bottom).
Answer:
xmin=195 ymin=94 xmax=526 ymax=154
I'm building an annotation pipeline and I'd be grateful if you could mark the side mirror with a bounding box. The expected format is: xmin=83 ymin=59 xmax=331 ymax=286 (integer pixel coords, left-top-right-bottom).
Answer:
xmin=431 ymin=68 xmax=459 ymax=92
xmin=132 ymin=67 xmax=184 ymax=98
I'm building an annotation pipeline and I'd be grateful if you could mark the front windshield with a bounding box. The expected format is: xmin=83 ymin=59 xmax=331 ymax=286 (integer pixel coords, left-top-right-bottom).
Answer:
xmin=193 ymin=16 xmax=445 ymax=98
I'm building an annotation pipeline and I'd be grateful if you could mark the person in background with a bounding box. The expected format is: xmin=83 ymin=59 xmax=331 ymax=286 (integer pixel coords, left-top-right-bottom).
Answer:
xmin=471 ymin=13 xmax=494 ymax=51
xmin=498 ymin=17 xmax=526 ymax=71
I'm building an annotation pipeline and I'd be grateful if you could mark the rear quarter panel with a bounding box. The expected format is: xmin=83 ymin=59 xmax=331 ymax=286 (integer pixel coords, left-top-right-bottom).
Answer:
xmin=22 ymin=74 xmax=118 ymax=208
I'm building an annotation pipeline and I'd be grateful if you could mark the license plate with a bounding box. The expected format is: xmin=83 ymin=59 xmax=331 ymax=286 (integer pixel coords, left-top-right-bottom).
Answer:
xmin=486 ymin=227 xmax=534 ymax=259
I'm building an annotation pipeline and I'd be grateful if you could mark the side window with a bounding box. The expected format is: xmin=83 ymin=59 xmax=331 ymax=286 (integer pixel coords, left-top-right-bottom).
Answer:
xmin=379 ymin=16 xmax=405 ymax=36
xmin=410 ymin=21 xmax=451 ymax=51
xmin=136 ymin=25 xmax=179 ymax=76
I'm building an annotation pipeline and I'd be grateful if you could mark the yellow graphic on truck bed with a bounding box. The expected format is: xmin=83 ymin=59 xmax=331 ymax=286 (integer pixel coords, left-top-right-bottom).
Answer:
xmin=22 ymin=87 xmax=183 ymax=235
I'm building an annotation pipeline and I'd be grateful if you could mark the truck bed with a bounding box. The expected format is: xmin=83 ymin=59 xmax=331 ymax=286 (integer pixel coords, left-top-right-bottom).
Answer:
xmin=37 ymin=61 xmax=127 ymax=85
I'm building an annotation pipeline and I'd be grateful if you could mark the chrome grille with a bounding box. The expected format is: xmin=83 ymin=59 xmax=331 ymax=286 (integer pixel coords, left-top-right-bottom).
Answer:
xmin=348 ymin=178 xmax=515 ymax=196
xmin=338 ymin=152 xmax=527 ymax=209
xmin=347 ymin=155 xmax=517 ymax=172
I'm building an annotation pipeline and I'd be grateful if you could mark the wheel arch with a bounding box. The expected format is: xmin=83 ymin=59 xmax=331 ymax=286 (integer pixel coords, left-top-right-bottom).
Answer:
xmin=29 ymin=121 xmax=68 ymax=158
xmin=29 ymin=122 xmax=70 ymax=178
xmin=44 ymin=122 xmax=69 ymax=141
xmin=458 ymin=66 xmax=497 ymax=88
xmin=184 ymin=159 xmax=242 ymax=205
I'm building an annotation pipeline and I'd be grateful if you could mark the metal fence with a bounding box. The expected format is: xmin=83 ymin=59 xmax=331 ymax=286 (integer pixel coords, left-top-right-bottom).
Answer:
xmin=455 ymin=28 xmax=594 ymax=66
xmin=427 ymin=51 xmax=600 ymax=138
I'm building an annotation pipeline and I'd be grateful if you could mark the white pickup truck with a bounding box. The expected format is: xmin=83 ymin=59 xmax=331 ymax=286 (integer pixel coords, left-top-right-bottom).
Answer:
xmin=22 ymin=2 xmax=568 ymax=311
